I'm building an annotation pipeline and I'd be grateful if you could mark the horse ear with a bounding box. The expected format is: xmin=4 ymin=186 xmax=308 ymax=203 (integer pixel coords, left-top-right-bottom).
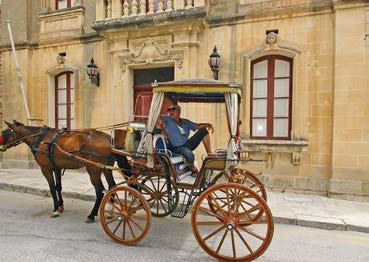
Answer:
xmin=13 ymin=120 xmax=24 ymax=126
xmin=5 ymin=121 xmax=12 ymax=128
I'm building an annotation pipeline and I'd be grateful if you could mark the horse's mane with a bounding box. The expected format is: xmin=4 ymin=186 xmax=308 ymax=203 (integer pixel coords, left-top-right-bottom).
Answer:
xmin=26 ymin=126 xmax=45 ymax=132
xmin=14 ymin=122 xmax=110 ymax=139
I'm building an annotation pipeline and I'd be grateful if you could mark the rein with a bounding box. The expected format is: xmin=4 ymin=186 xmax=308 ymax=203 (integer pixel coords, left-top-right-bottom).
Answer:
xmin=92 ymin=122 xmax=130 ymax=131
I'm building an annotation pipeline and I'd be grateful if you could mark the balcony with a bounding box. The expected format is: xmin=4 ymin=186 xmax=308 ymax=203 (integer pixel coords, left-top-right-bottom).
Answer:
xmin=39 ymin=6 xmax=85 ymax=42
xmin=93 ymin=0 xmax=206 ymax=31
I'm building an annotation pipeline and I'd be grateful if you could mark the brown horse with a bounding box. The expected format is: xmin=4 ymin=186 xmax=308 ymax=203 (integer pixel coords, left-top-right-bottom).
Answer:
xmin=0 ymin=120 xmax=125 ymax=223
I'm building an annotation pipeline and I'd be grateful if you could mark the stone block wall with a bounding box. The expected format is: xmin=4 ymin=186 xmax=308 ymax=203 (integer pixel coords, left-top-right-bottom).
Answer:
xmin=330 ymin=3 xmax=369 ymax=197
xmin=0 ymin=0 xmax=368 ymax=198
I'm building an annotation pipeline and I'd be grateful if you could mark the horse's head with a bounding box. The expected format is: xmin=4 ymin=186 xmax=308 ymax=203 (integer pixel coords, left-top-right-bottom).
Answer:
xmin=0 ymin=120 xmax=25 ymax=151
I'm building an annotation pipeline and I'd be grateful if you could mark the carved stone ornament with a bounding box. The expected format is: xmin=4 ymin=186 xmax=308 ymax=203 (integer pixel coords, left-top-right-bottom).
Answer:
xmin=291 ymin=152 xmax=303 ymax=165
xmin=119 ymin=37 xmax=184 ymax=72
xmin=266 ymin=32 xmax=278 ymax=45
xmin=120 ymin=53 xmax=134 ymax=73
xmin=169 ymin=51 xmax=184 ymax=68
xmin=56 ymin=55 xmax=65 ymax=67
xmin=132 ymin=37 xmax=169 ymax=63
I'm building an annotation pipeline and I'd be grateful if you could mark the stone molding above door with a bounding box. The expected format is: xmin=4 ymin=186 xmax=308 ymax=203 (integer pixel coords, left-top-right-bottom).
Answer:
xmin=116 ymin=36 xmax=185 ymax=72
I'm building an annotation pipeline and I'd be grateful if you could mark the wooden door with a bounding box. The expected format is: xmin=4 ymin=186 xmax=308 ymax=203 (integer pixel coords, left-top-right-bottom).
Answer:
xmin=133 ymin=67 xmax=174 ymax=122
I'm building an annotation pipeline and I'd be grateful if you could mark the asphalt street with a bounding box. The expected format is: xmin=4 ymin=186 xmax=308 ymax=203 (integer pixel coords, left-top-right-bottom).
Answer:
xmin=1 ymin=190 xmax=369 ymax=262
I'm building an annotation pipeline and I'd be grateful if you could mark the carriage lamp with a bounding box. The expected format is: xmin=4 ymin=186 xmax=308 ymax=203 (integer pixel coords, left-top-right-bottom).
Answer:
xmin=208 ymin=46 xmax=220 ymax=80
xmin=86 ymin=57 xmax=100 ymax=87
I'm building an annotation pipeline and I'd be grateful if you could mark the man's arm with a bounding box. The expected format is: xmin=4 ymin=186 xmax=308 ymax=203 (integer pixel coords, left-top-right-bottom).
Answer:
xmin=157 ymin=117 xmax=170 ymax=142
xmin=197 ymin=123 xmax=214 ymax=134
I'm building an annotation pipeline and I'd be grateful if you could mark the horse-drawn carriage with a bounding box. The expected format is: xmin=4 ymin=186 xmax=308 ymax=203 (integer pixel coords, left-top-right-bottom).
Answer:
xmin=101 ymin=79 xmax=274 ymax=261
xmin=0 ymin=79 xmax=274 ymax=261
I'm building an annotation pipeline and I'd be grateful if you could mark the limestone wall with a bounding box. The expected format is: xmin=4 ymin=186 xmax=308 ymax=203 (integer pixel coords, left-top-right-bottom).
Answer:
xmin=330 ymin=3 xmax=369 ymax=197
xmin=0 ymin=0 xmax=28 ymax=45
xmin=0 ymin=0 xmax=368 ymax=198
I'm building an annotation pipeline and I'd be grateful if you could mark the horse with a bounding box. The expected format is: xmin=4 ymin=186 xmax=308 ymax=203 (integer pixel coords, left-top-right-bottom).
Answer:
xmin=0 ymin=120 xmax=130 ymax=223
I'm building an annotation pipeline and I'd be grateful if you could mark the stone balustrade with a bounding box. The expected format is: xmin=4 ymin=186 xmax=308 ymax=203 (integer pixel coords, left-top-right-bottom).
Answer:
xmin=96 ymin=0 xmax=205 ymax=21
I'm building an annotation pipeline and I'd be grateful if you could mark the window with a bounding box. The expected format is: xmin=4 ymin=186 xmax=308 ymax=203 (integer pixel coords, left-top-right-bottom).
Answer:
xmin=55 ymin=72 xmax=75 ymax=129
xmin=56 ymin=0 xmax=78 ymax=10
xmin=251 ymin=55 xmax=292 ymax=139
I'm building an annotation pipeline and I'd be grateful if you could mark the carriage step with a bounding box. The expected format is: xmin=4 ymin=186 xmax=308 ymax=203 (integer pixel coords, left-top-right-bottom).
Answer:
xmin=171 ymin=204 xmax=188 ymax=218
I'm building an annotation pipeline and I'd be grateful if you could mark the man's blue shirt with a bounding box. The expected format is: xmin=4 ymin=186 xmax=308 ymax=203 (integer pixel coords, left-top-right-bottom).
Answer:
xmin=162 ymin=115 xmax=197 ymax=147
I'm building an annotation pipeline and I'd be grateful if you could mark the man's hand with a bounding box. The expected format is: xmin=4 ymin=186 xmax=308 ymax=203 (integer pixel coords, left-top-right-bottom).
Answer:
xmin=206 ymin=123 xmax=214 ymax=134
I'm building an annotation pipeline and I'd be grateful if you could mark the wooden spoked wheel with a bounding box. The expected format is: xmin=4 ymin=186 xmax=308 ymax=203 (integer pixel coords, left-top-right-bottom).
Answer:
xmin=99 ymin=186 xmax=151 ymax=245
xmin=141 ymin=174 xmax=179 ymax=217
xmin=191 ymin=183 xmax=274 ymax=261
xmin=211 ymin=169 xmax=267 ymax=201
xmin=210 ymin=169 xmax=267 ymax=221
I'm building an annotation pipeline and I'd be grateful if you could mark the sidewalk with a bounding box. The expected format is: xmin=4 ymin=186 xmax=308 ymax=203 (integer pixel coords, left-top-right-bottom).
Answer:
xmin=1 ymin=168 xmax=369 ymax=233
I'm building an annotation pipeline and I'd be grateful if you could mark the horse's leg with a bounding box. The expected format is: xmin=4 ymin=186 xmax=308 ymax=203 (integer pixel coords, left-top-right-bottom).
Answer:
xmin=40 ymin=166 xmax=60 ymax=218
xmin=102 ymin=169 xmax=116 ymax=219
xmin=85 ymin=166 xmax=105 ymax=223
xmin=115 ymin=153 xmax=138 ymax=190
xmin=55 ymin=168 xmax=64 ymax=213
xmin=103 ymin=168 xmax=116 ymax=190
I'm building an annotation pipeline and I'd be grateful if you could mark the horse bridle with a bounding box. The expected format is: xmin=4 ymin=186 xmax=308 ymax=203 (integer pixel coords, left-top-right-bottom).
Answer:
xmin=0 ymin=128 xmax=38 ymax=152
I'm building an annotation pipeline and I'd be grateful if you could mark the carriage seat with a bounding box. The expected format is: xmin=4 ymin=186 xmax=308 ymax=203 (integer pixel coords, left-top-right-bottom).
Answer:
xmin=153 ymin=134 xmax=192 ymax=181
xmin=153 ymin=134 xmax=174 ymax=156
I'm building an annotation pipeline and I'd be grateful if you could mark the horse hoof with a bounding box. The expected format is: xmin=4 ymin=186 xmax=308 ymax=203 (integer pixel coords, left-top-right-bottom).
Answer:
xmin=58 ymin=205 xmax=64 ymax=213
xmin=85 ymin=217 xmax=95 ymax=223
xmin=50 ymin=211 xmax=60 ymax=218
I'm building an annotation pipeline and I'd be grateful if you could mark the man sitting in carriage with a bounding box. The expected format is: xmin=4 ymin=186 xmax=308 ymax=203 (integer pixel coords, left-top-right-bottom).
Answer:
xmin=158 ymin=104 xmax=214 ymax=174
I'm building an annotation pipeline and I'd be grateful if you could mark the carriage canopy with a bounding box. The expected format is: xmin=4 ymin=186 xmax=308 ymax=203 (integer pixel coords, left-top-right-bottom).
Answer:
xmin=137 ymin=79 xmax=242 ymax=168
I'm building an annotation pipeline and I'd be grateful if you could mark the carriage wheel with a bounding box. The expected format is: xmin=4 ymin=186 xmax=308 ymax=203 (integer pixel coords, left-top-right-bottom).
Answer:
xmin=211 ymin=169 xmax=267 ymax=201
xmin=191 ymin=183 xmax=274 ymax=261
xmin=141 ymin=174 xmax=179 ymax=217
xmin=210 ymin=169 xmax=267 ymax=221
xmin=99 ymin=186 xmax=151 ymax=245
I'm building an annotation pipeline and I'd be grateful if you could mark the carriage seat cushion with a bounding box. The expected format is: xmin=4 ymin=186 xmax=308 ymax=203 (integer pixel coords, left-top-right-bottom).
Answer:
xmin=153 ymin=134 xmax=192 ymax=180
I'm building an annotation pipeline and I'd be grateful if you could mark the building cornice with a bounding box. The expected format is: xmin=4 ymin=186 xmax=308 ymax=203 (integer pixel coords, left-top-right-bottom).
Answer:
xmin=92 ymin=7 xmax=206 ymax=33
xmin=0 ymin=33 xmax=103 ymax=51
xmin=332 ymin=0 xmax=369 ymax=10
xmin=0 ymin=40 xmax=38 ymax=52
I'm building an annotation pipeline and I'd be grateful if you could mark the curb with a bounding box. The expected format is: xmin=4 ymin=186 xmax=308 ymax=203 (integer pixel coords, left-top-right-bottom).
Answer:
xmin=0 ymin=182 xmax=96 ymax=202
xmin=1 ymin=182 xmax=369 ymax=234
xmin=273 ymin=216 xmax=346 ymax=231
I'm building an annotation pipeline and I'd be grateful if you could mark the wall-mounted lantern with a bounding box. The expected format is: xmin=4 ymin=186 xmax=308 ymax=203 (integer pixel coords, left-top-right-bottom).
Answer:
xmin=208 ymin=46 xmax=220 ymax=80
xmin=86 ymin=57 xmax=100 ymax=86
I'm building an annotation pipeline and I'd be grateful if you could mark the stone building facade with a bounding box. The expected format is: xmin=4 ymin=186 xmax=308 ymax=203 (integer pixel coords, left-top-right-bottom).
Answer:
xmin=0 ymin=0 xmax=368 ymax=199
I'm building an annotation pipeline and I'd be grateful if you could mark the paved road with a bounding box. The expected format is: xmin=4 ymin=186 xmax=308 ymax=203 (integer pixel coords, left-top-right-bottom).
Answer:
xmin=1 ymin=190 xmax=369 ymax=262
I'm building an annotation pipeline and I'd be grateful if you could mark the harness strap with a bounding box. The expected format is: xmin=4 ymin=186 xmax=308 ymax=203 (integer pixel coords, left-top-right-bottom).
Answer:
xmin=45 ymin=128 xmax=67 ymax=168
xmin=31 ymin=126 xmax=51 ymax=154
